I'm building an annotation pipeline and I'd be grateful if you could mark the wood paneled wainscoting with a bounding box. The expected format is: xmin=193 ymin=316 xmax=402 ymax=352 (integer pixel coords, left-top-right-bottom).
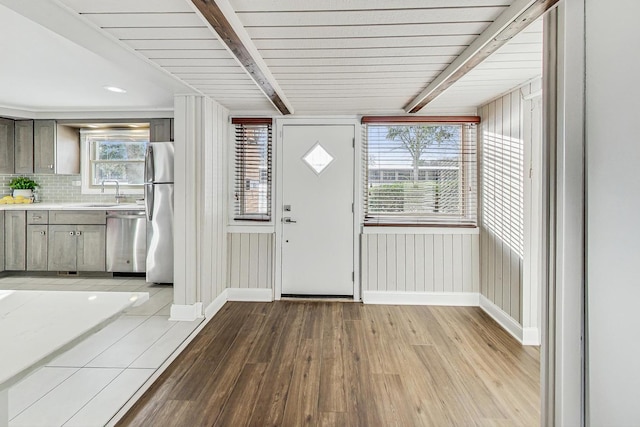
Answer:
xmin=117 ymin=301 xmax=539 ymax=426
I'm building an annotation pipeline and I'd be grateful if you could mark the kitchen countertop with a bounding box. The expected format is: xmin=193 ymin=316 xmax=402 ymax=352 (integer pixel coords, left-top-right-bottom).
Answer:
xmin=0 ymin=202 xmax=145 ymax=211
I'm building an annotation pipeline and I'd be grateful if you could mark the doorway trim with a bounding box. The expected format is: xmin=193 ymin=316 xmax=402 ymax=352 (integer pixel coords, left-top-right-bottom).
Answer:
xmin=273 ymin=117 xmax=361 ymax=301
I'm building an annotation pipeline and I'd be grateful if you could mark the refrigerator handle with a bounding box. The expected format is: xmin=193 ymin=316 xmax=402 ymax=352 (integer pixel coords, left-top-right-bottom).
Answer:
xmin=145 ymin=184 xmax=154 ymax=221
xmin=145 ymin=144 xmax=154 ymax=183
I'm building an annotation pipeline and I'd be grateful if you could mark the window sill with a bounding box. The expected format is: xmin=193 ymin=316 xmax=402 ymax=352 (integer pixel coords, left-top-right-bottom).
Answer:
xmin=361 ymin=226 xmax=479 ymax=235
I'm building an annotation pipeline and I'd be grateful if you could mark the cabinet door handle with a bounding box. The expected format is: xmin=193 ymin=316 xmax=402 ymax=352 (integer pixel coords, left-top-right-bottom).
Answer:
xmin=75 ymin=231 xmax=82 ymax=236
xmin=33 ymin=216 xmax=42 ymax=220
xmin=49 ymin=164 xmax=54 ymax=169
xmin=69 ymin=231 xmax=74 ymax=235
xmin=40 ymin=231 xmax=46 ymax=235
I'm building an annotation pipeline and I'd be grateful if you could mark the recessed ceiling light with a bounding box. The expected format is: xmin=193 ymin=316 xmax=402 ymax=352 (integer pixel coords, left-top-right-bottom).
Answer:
xmin=103 ymin=85 xmax=127 ymax=94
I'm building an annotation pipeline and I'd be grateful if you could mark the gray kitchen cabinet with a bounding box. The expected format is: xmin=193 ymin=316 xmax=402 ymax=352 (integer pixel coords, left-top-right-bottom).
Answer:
xmin=14 ymin=120 xmax=34 ymax=173
xmin=76 ymin=225 xmax=106 ymax=271
xmin=27 ymin=224 xmax=48 ymax=271
xmin=47 ymin=225 xmax=76 ymax=271
xmin=5 ymin=210 xmax=26 ymax=271
xmin=33 ymin=120 xmax=55 ymax=174
xmin=0 ymin=118 xmax=15 ymax=174
xmin=49 ymin=210 xmax=105 ymax=225
xmin=0 ymin=211 xmax=4 ymax=272
xmin=47 ymin=210 xmax=106 ymax=271
xmin=27 ymin=211 xmax=48 ymax=225
xmin=34 ymin=120 xmax=80 ymax=174
xmin=150 ymin=118 xmax=173 ymax=142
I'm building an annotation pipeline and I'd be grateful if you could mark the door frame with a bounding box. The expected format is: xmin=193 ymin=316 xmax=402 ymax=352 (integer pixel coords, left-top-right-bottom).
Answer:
xmin=273 ymin=117 xmax=361 ymax=301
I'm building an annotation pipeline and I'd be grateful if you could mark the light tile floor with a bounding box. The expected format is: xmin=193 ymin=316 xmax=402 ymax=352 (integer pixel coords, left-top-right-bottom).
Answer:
xmin=1 ymin=275 xmax=201 ymax=427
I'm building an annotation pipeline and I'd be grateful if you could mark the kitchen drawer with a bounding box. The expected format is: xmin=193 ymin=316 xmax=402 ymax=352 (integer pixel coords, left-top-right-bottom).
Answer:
xmin=49 ymin=210 xmax=106 ymax=225
xmin=27 ymin=211 xmax=48 ymax=224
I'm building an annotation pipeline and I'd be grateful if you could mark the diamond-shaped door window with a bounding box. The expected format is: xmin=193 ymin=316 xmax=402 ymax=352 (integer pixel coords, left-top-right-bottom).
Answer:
xmin=303 ymin=142 xmax=334 ymax=175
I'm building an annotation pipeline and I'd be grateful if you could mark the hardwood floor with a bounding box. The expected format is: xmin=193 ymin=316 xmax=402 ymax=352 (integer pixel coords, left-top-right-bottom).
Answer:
xmin=117 ymin=302 xmax=540 ymax=426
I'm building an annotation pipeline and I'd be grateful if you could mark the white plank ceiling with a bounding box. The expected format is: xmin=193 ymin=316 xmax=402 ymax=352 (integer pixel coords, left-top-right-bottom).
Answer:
xmin=27 ymin=0 xmax=543 ymax=115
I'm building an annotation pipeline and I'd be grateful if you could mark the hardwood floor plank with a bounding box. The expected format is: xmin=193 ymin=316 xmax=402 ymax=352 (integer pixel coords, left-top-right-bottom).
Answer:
xmin=319 ymin=411 xmax=349 ymax=427
xmin=247 ymin=301 xmax=293 ymax=364
xmin=342 ymin=319 xmax=385 ymax=427
xmin=191 ymin=310 xmax=268 ymax=425
xmin=282 ymin=338 xmax=322 ymax=426
xmin=318 ymin=303 xmax=347 ymax=414
xmin=301 ymin=302 xmax=325 ymax=339
xmin=248 ymin=303 xmax=306 ymax=427
xmin=119 ymin=302 xmax=540 ymax=427
xmin=214 ymin=363 xmax=267 ymax=427
xmin=318 ymin=355 xmax=347 ymax=414
xmin=321 ymin=302 xmax=345 ymax=360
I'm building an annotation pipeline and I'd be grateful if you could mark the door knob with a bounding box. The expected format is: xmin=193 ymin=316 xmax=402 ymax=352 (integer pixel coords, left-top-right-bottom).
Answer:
xmin=282 ymin=217 xmax=297 ymax=224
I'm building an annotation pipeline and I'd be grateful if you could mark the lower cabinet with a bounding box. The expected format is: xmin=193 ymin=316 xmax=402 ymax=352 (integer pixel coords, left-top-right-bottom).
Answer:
xmin=2 ymin=209 xmax=107 ymax=273
xmin=5 ymin=211 xmax=26 ymax=271
xmin=0 ymin=211 xmax=4 ymax=272
xmin=47 ymin=225 xmax=105 ymax=272
xmin=27 ymin=224 xmax=48 ymax=271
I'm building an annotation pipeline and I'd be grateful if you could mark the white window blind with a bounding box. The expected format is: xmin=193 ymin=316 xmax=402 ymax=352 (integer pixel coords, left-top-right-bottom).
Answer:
xmin=232 ymin=118 xmax=272 ymax=221
xmin=362 ymin=118 xmax=478 ymax=226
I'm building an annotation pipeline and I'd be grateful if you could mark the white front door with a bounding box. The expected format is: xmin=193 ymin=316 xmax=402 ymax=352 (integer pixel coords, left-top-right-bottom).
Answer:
xmin=281 ymin=125 xmax=354 ymax=296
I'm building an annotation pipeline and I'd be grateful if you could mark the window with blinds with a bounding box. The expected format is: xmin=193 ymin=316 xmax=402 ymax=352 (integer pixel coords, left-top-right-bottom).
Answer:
xmin=362 ymin=118 xmax=478 ymax=226
xmin=232 ymin=118 xmax=272 ymax=221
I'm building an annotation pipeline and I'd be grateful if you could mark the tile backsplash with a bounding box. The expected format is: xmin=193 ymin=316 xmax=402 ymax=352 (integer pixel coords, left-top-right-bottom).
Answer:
xmin=0 ymin=174 xmax=138 ymax=203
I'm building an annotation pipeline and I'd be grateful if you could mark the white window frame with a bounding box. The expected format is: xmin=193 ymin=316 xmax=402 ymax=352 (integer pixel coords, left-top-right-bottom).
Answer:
xmin=80 ymin=128 xmax=148 ymax=195
xmin=362 ymin=121 xmax=478 ymax=227
xmin=228 ymin=119 xmax=273 ymax=227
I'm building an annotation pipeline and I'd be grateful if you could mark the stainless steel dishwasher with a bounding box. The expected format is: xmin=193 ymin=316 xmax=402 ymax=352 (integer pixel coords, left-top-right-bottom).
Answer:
xmin=106 ymin=210 xmax=147 ymax=272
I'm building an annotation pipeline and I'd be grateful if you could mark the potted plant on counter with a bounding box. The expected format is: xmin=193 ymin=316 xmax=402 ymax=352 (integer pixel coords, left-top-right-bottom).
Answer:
xmin=9 ymin=176 xmax=39 ymax=198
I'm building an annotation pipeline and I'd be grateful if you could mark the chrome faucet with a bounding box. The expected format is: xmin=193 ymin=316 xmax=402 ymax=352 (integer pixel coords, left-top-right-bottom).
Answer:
xmin=101 ymin=180 xmax=124 ymax=204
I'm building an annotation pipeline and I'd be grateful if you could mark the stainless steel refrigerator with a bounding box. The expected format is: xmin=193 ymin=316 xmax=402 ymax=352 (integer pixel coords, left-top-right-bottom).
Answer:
xmin=144 ymin=142 xmax=174 ymax=283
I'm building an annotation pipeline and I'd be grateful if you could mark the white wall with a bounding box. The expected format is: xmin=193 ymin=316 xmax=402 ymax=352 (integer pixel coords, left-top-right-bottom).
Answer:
xmin=227 ymin=232 xmax=273 ymax=289
xmin=586 ymin=0 xmax=640 ymax=423
xmin=173 ymin=95 xmax=228 ymax=319
xmin=361 ymin=231 xmax=479 ymax=296
xmin=478 ymin=88 xmax=526 ymax=323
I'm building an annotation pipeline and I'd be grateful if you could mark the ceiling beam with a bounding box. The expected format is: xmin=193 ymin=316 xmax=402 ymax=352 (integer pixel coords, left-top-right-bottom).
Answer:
xmin=404 ymin=0 xmax=559 ymax=113
xmin=190 ymin=0 xmax=293 ymax=115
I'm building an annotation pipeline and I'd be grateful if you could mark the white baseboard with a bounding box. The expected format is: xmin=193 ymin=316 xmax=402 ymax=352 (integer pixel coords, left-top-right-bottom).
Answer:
xmin=204 ymin=289 xmax=228 ymax=318
xmin=479 ymin=295 xmax=524 ymax=344
xmin=226 ymin=288 xmax=273 ymax=302
xmin=522 ymin=327 xmax=541 ymax=346
xmin=362 ymin=291 xmax=480 ymax=306
xmin=169 ymin=302 xmax=203 ymax=321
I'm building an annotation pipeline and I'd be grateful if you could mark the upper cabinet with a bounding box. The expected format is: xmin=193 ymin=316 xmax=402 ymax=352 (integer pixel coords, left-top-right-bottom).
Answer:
xmin=15 ymin=120 xmax=34 ymax=174
xmin=149 ymin=118 xmax=173 ymax=142
xmin=34 ymin=120 xmax=80 ymax=175
xmin=0 ymin=118 xmax=15 ymax=174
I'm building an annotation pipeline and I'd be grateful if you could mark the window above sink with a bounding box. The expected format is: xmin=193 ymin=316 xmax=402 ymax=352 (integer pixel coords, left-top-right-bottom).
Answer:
xmin=80 ymin=128 xmax=148 ymax=195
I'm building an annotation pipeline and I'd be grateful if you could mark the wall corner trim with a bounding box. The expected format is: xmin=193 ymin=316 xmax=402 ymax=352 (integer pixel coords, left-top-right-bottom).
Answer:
xmin=522 ymin=327 xmax=541 ymax=346
xmin=362 ymin=291 xmax=479 ymax=306
xmin=169 ymin=302 xmax=204 ymax=322
xmin=203 ymin=288 xmax=273 ymax=319
xmin=204 ymin=289 xmax=229 ymax=318
xmin=479 ymin=294 xmax=525 ymax=344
